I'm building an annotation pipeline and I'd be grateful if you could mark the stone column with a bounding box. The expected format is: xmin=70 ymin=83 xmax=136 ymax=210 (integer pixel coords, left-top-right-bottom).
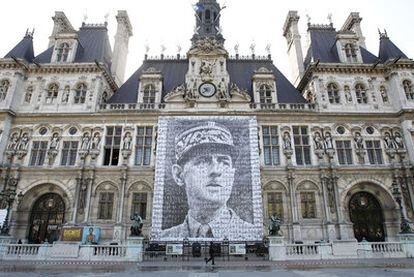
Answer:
xmin=83 ymin=170 xmax=95 ymax=224
xmin=118 ymin=168 xmax=127 ymax=223
xmin=71 ymin=175 xmax=81 ymax=224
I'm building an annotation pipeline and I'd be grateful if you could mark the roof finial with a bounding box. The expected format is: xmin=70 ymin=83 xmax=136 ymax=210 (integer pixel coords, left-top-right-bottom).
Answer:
xmin=234 ymin=43 xmax=239 ymax=54
xmin=378 ymin=28 xmax=388 ymax=39
xmin=83 ymin=10 xmax=88 ymax=23
xmin=327 ymin=13 xmax=333 ymax=25
xmin=306 ymin=14 xmax=311 ymax=25
xmin=104 ymin=13 xmax=109 ymax=23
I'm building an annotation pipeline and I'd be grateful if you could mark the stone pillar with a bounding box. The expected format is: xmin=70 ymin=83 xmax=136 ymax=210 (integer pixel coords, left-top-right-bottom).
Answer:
xmin=126 ymin=236 xmax=144 ymax=262
xmin=117 ymin=168 xmax=127 ymax=224
xmin=71 ymin=176 xmax=81 ymax=224
xmin=83 ymin=171 xmax=95 ymax=224
xmin=268 ymin=236 xmax=285 ymax=261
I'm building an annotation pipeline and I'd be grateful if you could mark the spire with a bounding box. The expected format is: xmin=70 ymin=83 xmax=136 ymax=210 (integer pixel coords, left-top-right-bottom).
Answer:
xmin=191 ymin=0 xmax=225 ymax=45
xmin=378 ymin=30 xmax=409 ymax=63
xmin=4 ymin=31 xmax=35 ymax=62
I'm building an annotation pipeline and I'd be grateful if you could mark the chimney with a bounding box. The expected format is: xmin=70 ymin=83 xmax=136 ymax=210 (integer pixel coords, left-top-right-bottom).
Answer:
xmin=48 ymin=11 xmax=75 ymax=48
xmin=283 ymin=11 xmax=305 ymax=86
xmin=111 ymin=10 xmax=133 ymax=86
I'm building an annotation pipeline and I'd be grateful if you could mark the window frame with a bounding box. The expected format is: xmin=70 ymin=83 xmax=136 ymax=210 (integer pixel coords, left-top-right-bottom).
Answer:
xmin=327 ymin=83 xmax=341 ymax=104
xmin=355 ymin=84 xmax=368 ymax=104
xmin=60 ymin=141 xmax=79 ymax=166
xmin=335 ymin=140 xmax=353 ymax=165
xmin=29 ymin=141 xmax=48 ymax=166
xmin=293 ymin=126 xmax=311 ymax=166
xmin=131 ymin=192 xmax=148 ymax=220
xmin=0 ymin=79 xmax=10 ymax=101
xmin=135 ymin=126 xmax=153 ymax=166
xmin=365 ymin=140 xmax=384 ymax=165
xmin=266 ymin=191 xmax=284 ymax=219
xmin=45 ymin=83 xmax=59 ymax=104
xmin=259 ymin=84 xmax=273 ymax=104
xmin=262 ymin=126 xmax=280 ymax=166
xmin=143 ymin=84 xmax=156 ymax=104
xmin=97 ymin=192 xmax=115 ymax=220
xmin=103 ymin=126 xmax=122 ymax=166
xmin=300 ymin=191 xmax=317 ymax=219
xmin=74 ymin=83 xmax=87 ymax=104
xmin=56 ymin=42 xmax=70 ymax=63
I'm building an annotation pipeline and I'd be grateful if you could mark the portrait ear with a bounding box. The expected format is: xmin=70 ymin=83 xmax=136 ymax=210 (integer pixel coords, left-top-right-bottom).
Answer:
xmin=172 ymin=164 xmax=185 ymax=186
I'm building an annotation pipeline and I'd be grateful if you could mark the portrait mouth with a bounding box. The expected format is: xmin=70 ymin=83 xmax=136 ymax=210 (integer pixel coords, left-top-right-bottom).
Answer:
xmin=206 ymin=182 xmax=222 ymax=188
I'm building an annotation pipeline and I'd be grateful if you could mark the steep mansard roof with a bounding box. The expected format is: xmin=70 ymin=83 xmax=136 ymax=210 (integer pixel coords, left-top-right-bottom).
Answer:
xmin=378 ymin=35 xmax=409 ymax=63
xmin=4 ymin=34 xmax=35 ymax=62
xmin=304 ymin=26 xmax=380 ymax=69
xmin=33 ymin=25 xmax=112 ymax=69
xmin=109 ymin=59 xmax=306 ymax=104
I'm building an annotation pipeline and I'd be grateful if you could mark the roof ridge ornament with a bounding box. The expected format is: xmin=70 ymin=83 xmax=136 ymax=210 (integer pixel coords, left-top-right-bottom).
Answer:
xmin=378 ymin=28 xmax=388 ymax=39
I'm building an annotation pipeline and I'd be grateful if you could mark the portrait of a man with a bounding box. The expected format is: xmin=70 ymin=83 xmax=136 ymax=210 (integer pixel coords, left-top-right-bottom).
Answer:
xmin=152 ymin=116 xmax=263 ymax=241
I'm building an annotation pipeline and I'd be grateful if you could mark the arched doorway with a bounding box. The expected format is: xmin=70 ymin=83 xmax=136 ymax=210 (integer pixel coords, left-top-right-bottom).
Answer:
xmin=349 ymin=191 xmax=385 ymax=242
xmin=28 ymin=193 xmax=65 ymax=243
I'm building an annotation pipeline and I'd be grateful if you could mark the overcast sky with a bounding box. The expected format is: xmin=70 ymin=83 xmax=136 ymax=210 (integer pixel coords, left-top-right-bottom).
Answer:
xmin=0 ymin=0 xmax=412 ymax=83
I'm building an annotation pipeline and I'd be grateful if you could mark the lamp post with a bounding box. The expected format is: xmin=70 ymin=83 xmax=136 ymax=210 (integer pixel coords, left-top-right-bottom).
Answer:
xmin=391 ymin=180 xmax=413 ymax=234
xmin=0 ymin=188 xmax=17 ymax=235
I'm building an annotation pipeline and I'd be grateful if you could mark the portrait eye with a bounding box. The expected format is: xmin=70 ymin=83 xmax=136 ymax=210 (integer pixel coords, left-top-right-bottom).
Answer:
xmin=193 ymin=155 xmax=211 ymax=165
xmin=217 ymin=155 xmax=232 ymax=166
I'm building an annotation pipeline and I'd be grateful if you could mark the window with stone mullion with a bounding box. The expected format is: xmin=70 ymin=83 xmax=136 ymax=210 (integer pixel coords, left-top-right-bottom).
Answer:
xmin=259 ymin=84 xmax=273 ymax=104
xmin=366 ymin=140 xmax=383 ymax=165
xmin=293 ymin=126 xmax=311 ymax=165
xmin=135 ymin=126 xmax=153 ymax=166
xmin=131 ymin=192 xmax=148 ymax=219
xmin=355 ymin=84 xmax=368 ymax=104
xmin=336 ymin=140 xmax=353 ymax=165
xmin=267 ymin=192 xmax=284 ymax=219
xmin=103 ymin=126 xmax=122 ymax=166
xmin=60 ymin=141 xmax=79 ymax=166
xmin=300 ymin=192 xmax=316 ymax=219
xmin=327 ymin=83 xmax=340 ymax=104
xmin=262 ymin=126 xmax=280 ymax=166
xmin=143 ymin=84 xmax=156 ymax=104
xmin=29 ymin=141 xmax=48 ymax=166
xmin=98 ymin=192 xmax=114 ymax=220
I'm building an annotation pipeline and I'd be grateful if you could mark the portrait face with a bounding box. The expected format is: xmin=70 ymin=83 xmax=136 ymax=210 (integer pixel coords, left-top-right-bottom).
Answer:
xmin=173 ymin=151 xmax=236 ymax=210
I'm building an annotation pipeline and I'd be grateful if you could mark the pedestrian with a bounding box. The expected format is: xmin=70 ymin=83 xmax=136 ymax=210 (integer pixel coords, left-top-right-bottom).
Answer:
xmin=205 ymin=242 xmax=215 ymax=265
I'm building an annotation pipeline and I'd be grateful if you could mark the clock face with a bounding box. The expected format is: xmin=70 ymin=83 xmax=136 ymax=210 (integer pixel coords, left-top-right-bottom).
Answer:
xmin=199 ymin=82 xmax=217 ymax=98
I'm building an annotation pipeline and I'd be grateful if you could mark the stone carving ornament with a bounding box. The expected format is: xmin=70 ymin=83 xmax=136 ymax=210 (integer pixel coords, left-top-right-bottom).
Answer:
xmin=7 ymin=133 xmax=19 ymax=150
xmin=81 ymin=133 xmax=91 ymax=150
xmin=123 ymin=132 xmax=132 ymax=150
xmin=313 ymin=132 xmax=324 ymax=150
xmin=324 ymin=132 xmax=333 ymax=149
xmin=283 ymin=132 xmax=292 ymax=150
xmin=354 ymin=132 xmax=364 ymax=149
xmin=90 ymin=132 xmax=101 ymax=150
xmin=49 ymin=133 xmax=60 ymax=150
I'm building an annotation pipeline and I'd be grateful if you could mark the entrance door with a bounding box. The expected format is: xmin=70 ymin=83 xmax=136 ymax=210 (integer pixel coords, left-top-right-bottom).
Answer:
xmin=349 ymin=191 xmax=385 ymax=242
xmin=28 ymin=193 xmax=65 ymax=243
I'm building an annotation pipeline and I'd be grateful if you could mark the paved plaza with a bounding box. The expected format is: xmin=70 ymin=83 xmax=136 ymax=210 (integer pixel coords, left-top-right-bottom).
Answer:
xmin=1 ymin=259 xmax=414 ymax=276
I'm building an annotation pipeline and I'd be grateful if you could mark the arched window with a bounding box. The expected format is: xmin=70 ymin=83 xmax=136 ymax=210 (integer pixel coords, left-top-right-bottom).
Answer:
xmin=46 ymin=83 xmax=59 ymax=104
xmin=344 ymin=43 xmax=358 ymax=63
xmin=25 ymin=86 xmax=33 ymax=103
xmin=56 ymin=43 xmax=70 ymax=62
xmin=355 ymin=84 xmax=368 ymax=104
xmin=143 ymin=84 xmax=156 ymax=104
xmin=0 ymin=79 xmax=10 ymax=101
xmin=403 ymin=80 xmax=414 ymax=100
xmin=327 ymin=83 xmax=340 ymax=104
xmin=380 ymin=86 xmax=388 ymax=103
xmin=74 ymin=83 xmax=87 ymax=104
xmin=259 ymin=84 xmax=273 ymax=104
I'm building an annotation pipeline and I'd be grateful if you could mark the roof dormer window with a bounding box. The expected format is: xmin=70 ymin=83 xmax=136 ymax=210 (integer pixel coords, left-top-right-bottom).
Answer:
xmin=74 ymin=83 xmax=87 ymax=104
xmin=46 ymin=83 xmax=59 ymax=104
xmin=327 ymin=83 xmax=341 ymax=104
xmin=344 ymin=43 xmax=358 ymax=63
xmin=355 ymin=84 xmax=368 ymax=104
xmin=57 ymin=43 xmax=70 ymax=63
xmin=143 ymin=84 xmax=156 ymax=104
xmin=259 ymin=84 xmax=273 ymax=104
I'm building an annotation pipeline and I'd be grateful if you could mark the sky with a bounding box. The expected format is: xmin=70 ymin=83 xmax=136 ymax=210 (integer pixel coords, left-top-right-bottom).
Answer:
xmin=0 ymin=0 xmax=412 ymax=83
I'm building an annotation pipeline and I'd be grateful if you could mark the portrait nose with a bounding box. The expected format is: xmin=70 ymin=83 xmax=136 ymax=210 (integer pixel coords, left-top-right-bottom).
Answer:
xmin=208 ymin=156 xmax=222 ymax=177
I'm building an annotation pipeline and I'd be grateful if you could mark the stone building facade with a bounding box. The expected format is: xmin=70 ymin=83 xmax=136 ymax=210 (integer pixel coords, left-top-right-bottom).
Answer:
xmin=0 ymin=0 xmax=413 ymax=245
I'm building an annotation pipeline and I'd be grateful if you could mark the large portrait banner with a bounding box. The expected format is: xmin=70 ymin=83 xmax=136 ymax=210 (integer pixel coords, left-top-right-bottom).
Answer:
xmin=151 ymin=116 xmax=263 ymax=241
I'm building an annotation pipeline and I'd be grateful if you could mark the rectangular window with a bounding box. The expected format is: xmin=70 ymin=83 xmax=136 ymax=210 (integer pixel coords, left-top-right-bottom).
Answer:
xmin=262 ymin=126 xmax=280 ymax=166
xmin=301 ymin=192 xmax=316 ymax=219
xmin=135 ymin=126 xmax=153 ymax=166
xmin=29 ymin=141 xmax=48 ymax=166
xmin=98 ymin=192 xmax=114 ymax=220
xmin=131 ymin=192 xmax=148 ymax=220
xmin=366 ymin=140 xmax=384 ymax=165
xmin=336 ymin=140 xmax=353 ymax=165
xmin=60 ymin=141 xmax=79 ymax=166
xmin=103 ymin=126 xmax=122 ymax=166
xmin=267 ymin=192 xmax=283 ymax=219
xmin=293 ymin=126 xmax=311 ymax=165
xmin=356 ymin=91 xmax=368 ymax=104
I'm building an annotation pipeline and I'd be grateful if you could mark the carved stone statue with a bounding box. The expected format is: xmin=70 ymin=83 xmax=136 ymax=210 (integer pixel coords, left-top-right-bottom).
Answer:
xmin=269 ymin=213 xmax=283 ymax=236
xmin=283 ymin=132 xmax=292 ymax=150
xmin=354 ymin=132 xmax=364 ymax=149
xmin=217 ymin=80 xmax=229 ymax=100
xmin=49 ymin=133 xmax=60 ymax=150
xmin=384 ymin=132 xmax=394 ymax=149
xmin=17 ymin=133 xmax=30 ymax=151
xmin=199 ymin=60 xmax=215 ymax=77
xmin=90 ymin=133 xmax=101 ymax=150
xmin=123 ymin=132 xmax=132 ymax=150
xmin=130 ymin=213 xmax=143 ymax=237
xmin=7 ymin=133 xmax=19 ymax=150
xmin=393 ymin=133 xmax=404 ymax=149
xmin=313 ymin=132 xmax=324 ymax=150
xmin=81 ymin=133 xmax=91 ymax=150
xmin=324 ymin=132 xmax=333 ymax=149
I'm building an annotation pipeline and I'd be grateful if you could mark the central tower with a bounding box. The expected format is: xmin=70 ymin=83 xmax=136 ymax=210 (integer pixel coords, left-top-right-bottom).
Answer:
xmin=191 ymin=0 xmax=225 ymax=45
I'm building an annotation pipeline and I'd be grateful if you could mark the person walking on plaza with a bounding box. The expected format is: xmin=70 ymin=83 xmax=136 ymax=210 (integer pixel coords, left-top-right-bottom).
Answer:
xmin=206 ymin=242 xmax=216 ymax=265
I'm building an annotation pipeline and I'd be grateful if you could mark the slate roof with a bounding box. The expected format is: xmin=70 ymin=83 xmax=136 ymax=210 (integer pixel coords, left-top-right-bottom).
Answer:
xmin=378 ymin=36 xmax=408 ymax=63
xmin=304 ymin=26 xmax=379 ymax=69
xmin=4 ymin=35 xmax=35 ymax=62
xmin=33 ymin=25 xmax=112 ymax=69
xmin=108 ymin=58 xmax=306 ymax=104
